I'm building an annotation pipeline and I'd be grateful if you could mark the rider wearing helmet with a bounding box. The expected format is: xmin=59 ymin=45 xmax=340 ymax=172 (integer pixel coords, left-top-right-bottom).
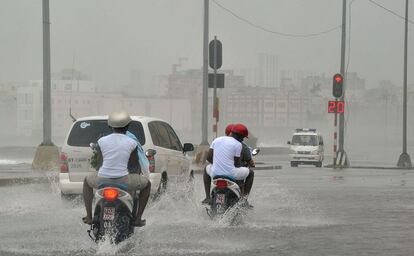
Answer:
xmin=225 ymin=124 xmax=255 ymax=168
xmin=225 ymin=124 xmax=255 ymax=198
xmin=202 ymin=123 xmax=252 ymax=205
xmin=82 ymin=111 xmax=151 ymax=227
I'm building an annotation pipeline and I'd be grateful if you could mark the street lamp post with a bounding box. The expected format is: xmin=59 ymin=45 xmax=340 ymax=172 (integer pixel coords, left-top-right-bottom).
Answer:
xmin=201 ymin=0 xmax=209 ymax=146
xmin=397 ymin=0 xmax=412 ymax=168
xmin=32 ymin=0 xmax=59 ymax=170
xmin=338 ymin=0 xmax=350 ymax=167
xmin=194 ymin=0 xmax=210 ymax=166
xmin=42 ymin=0 xmax=52 ymax=146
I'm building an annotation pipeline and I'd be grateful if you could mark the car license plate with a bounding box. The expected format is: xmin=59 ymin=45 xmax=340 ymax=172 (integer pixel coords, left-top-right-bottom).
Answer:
xmin=103 ymin=207 xmax=115 ymax=221
xmin=216 ymin=194 xmax=225 ymax=204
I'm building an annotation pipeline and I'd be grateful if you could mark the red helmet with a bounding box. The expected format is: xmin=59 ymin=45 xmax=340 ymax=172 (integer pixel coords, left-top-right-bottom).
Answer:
xmin=225 ymin=124 xmax=234 ymax=136
xmin=231 ymin=123 xmax=248 ymax=138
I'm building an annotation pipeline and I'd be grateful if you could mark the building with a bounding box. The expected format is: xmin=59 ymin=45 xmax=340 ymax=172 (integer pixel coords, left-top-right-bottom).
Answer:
xmin=16 ymin=70 xmax=193 ymax=144
xmin=258 ymin=53 xmax=278 ymax=87
xmin=219 ymin=86 xmax=310 ymax=141
xmin=0 ymin=83 xmax=18 ymax=144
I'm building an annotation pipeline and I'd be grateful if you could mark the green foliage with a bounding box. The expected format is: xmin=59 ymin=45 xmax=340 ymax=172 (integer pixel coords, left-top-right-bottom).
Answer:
xmin=90 ymin=148 xmax=99 ymax=170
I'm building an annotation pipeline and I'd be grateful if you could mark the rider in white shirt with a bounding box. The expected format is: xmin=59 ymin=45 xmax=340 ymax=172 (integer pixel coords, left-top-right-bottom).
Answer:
xmin=82 ymin=111 xmax=151 ymax=227
xmin=202 ymin=123 xmax=250 ymax=205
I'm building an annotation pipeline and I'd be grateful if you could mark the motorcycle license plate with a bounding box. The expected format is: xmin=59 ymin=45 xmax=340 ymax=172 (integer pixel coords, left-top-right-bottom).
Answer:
xmin=216 ymin=194 xmax=225 ymax=204
xmin=103 ymin=207 xmax=115 ymax=221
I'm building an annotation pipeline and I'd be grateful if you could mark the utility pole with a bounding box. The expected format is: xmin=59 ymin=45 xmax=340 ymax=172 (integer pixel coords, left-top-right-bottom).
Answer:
xmin=397 ymin=0 xmax=412 ymax=168
xmin=338 ymin=0 xmax=349 ymax=167
xmin=32 ymin=0 xmax=59 ymax=170
xmin=201 ymin=0 xmax=209 ymax=145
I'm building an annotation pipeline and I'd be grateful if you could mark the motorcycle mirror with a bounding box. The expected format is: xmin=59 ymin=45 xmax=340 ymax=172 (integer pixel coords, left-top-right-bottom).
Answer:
xmin=251 ymin=148 xmax=260 ymax=156
xmin=89 ymin=143 xmax=97 ymax=150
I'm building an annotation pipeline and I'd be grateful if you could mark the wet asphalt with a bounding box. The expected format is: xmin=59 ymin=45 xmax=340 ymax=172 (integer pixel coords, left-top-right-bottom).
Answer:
xmin=0 ymin=159 xmax=413 ymax=256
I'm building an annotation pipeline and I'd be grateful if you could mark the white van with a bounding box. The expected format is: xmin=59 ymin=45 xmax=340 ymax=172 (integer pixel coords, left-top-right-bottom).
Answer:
xmin=59 ymin=116 xmax=194 ymax=199
xmin=287 ymin=128 xmax=324 ymax=167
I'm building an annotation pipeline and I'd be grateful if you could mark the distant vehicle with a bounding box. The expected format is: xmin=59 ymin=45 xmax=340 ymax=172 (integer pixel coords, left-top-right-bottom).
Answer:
xmin=287 ymin=128 xmax=324 ymax=167
xmin=59 ymin=116 xmax=194 ymax=199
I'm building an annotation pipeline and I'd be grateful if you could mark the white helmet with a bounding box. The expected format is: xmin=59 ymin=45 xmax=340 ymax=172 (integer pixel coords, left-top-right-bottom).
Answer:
xmin=108 ymin=111 xmax=132 ymax=128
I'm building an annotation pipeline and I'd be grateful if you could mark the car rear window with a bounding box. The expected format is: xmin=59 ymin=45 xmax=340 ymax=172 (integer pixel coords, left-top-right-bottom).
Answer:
xmin=67 ymin=120 xmax=145 ymax=147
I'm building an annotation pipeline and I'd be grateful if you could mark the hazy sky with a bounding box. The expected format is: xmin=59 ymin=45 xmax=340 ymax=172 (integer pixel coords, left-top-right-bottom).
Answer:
xmin=0 ymin=0 xmax=413 ymax=88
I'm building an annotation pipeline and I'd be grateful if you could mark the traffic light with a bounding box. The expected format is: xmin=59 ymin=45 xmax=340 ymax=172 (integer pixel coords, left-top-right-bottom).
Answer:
xmin=332 ymin=73 xmax=344 ymax=98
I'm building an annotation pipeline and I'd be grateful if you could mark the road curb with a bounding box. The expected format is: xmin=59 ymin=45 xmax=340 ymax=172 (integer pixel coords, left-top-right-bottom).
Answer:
xmin=191 ymin=164 xmax=283 ymax=173
xmin=254 ymin=165 xmax=283 ymax=170
xmin=324 ymin=164 xmax=414 ymax=170
xmin=0 ymin=176 xmax=51 ymax=186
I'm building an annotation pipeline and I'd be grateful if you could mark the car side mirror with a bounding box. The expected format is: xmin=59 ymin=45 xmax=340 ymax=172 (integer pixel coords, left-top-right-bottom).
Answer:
xmin=146 ymin=149 xmax=157 ymax=157
xmin=287 ymin=141 xmax=291 ymax=145
xmin=319 ymin=141 xmax=323 ymax=145
xmin=183 ymin=143 xmax=194 ymax=152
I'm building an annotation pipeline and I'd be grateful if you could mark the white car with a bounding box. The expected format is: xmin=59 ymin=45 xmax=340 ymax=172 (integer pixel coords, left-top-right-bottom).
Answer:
xmin=59 ymin=115 xmax=194 ymax=199
xmin=287 ymin=128 xmax=324 ymax=167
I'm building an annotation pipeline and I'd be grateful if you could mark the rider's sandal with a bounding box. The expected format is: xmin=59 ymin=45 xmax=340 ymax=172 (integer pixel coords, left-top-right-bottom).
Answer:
xmin=82 ymin=216 xmax=92 ymax=225
xmin=201 ymin=198 xmax=212 ymax=205
xmin=133 ymin=219 xmax=146 ymax=227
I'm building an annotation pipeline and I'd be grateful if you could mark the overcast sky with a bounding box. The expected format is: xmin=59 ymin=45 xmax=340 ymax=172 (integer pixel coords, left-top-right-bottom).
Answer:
xmin=0 ymin=0 xmax=413 ymax=89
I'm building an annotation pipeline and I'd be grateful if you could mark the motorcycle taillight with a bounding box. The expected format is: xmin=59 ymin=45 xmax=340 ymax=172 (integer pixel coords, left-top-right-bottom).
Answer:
xmin=103 ymin=187 xmax=119 ymax=201
xmin=216 ymin=180 xmax=228 ymax=189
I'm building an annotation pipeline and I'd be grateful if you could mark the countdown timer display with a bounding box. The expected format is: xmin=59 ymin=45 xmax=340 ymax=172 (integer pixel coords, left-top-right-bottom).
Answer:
xmin=328 ymin=100 xmax=345 ymax=113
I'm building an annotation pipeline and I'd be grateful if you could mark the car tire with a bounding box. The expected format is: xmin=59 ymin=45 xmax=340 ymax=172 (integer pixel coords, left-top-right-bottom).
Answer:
xmin=188 ymin=170 xmax=194 ymax=182
xmin=290 ymin=162 xmax=298 ymax=167
xmin=152 ymin=171 xmax=168 ymax=200
xmin=315 ymin=162 xmax=322 ymax=168
xmin=60 ymin=192 xmax=76 ymax=201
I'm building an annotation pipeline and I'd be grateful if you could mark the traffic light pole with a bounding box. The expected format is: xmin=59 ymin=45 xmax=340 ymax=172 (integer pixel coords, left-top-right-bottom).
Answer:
xmin=333 ymin=99 xmax=338 ymax=168
xmin=397 ymin=0 xmax=412 ymax=168
xmin=338 ymin=0 xmax=349 ymax=167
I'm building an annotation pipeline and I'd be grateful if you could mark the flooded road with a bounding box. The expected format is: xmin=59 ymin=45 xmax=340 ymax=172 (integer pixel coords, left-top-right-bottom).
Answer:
xmin=1 ymin=165 xmax=413 ymax=256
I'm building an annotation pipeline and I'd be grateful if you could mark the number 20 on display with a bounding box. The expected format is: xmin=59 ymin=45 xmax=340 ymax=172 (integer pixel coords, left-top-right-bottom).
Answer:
xmin=328 ymin=101 xmax=345 ymax=113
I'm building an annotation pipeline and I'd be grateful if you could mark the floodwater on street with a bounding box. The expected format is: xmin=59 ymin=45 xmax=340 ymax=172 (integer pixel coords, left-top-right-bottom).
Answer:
xmin=0 ymin=164 xmax=413 ymax=256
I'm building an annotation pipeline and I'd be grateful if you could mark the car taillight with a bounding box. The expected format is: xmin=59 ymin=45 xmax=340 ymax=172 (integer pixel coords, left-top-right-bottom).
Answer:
xmin=147 ymin=155 xmax=155 ymax=173
xmin=216 ymin=180 xmax=228 ymax=189
xmin=60 ymin=152 xmax=68 ymax=173
xmin=103 ymin=187 xmax=119 ymax=201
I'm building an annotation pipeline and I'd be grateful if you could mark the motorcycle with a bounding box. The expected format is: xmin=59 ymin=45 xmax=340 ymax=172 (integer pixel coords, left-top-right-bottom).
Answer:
xmin=206 ymin=148 xmax=260 ymax=223
xmin=87 ymin=184 xmax=137 ymax=244
xmin=87 ymin=143 xmax=156 ymax=244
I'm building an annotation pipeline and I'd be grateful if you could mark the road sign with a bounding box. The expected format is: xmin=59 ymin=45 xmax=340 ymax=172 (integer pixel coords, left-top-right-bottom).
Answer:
xmin=209 ymin=39 xmax=222 ymax=69
xmin=328 ymin=100 xmax=345 ymax=113
xmin=208 ymin=73 xmax=224 ymax=88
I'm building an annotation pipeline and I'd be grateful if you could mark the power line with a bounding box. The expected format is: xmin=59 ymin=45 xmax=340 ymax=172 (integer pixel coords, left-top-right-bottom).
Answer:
xmin=367 ymin=0 xmax=414 ymax=24
xmin=211 ymin=0 xmax=341 ymax=38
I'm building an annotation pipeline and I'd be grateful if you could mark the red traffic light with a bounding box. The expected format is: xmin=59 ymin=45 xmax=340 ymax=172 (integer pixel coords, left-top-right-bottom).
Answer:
xmin=334 ymin=74 xmax=343 ymax=83
xmin=332 ymin=73 xmax=344 ymax=98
